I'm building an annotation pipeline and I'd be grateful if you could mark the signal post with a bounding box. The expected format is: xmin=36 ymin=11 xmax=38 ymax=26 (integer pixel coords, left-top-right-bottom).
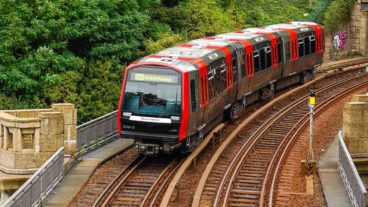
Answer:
xmin=302 ymin=90 xmax=317 ymax=175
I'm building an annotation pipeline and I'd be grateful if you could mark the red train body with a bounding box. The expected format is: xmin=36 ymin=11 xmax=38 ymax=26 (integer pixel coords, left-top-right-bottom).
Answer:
xmin=118 ymin=22 xmax=324 ymax=155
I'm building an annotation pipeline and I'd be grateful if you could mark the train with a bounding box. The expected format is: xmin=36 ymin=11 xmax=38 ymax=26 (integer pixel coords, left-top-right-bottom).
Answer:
xmin=117 ymin=21 xmax=325 ymax=156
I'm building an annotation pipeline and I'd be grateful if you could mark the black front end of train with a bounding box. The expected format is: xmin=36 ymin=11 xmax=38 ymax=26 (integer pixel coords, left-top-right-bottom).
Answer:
xmin=120 ymin=66 xmax=183 ymax=156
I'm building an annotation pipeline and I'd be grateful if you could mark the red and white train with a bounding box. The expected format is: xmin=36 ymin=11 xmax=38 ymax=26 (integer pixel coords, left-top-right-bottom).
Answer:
xmin=118 ymin=22 xmax=324 ymax=155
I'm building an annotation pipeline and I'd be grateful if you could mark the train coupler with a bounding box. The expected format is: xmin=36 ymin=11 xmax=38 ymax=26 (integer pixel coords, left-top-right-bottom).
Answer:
xmin=135 ymin=142 xmax=161 ymax=156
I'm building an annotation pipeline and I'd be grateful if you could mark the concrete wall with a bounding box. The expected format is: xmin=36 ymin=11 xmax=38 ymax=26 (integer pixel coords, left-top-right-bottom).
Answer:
xmin=343 ymin=94 xmax=368 ymax=154
xmin=0 ymin=103 xmax=76 ymax=174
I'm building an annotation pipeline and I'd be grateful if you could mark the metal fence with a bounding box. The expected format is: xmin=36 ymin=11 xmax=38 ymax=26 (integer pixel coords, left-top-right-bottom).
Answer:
xmin=76 ymin=110 xmax=118 ymax=157
xmin=3 ymin=148 xmax=64 ymax=207
xmin=338 ymin=131 xmax=368 ymax=207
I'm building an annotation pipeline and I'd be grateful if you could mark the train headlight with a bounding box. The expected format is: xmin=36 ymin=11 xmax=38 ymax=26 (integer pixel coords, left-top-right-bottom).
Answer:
xmin=123 ymin=112 xmax=132 ymax=117
xmin=170 ymin=116 xmax=180 ymax=121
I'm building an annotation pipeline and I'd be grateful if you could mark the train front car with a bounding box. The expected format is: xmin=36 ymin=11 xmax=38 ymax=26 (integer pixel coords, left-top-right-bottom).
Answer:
xmin=118 ymin=59 xmax=191 ymax=156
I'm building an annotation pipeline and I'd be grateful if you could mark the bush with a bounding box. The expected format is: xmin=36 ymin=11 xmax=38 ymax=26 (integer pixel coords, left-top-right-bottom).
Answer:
xmin=323 ymin=0 xmax=356 ymax=34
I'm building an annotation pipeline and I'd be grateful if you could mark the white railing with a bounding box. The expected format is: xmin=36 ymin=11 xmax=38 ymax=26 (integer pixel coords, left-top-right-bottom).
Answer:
xmin=338 ymin=131 xmax=368 ymax=207
xmin=3 ymin=147 xmax=64 ymax=207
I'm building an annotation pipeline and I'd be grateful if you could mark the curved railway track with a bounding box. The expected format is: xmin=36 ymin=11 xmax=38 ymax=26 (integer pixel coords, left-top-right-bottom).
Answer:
xmin=73 ymin=58 xmax=368 ymax=207
xmin=191 ymin=69 xmax=367 ymax=207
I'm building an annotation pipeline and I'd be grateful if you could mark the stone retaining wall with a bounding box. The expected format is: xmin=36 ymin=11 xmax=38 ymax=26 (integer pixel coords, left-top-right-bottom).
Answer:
xmin=0 ymin=103 xmax=76 ymax=174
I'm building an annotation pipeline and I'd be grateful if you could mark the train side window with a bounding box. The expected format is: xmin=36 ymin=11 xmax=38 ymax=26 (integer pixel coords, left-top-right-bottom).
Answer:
xmin=190 ymin=79 xmax=196 ymax=112
xmin=265 ymin=47 xmax=272 ymax=68
xmin=298 ymin=39 xmax=304 ymax=57
xmin=232 ymin=52 xmax=238 ymax=83
xmin=220 ymin=60 xmax=226 ymax=91
xmin=310 ymin=36 xmax=316 ymax=53
xmin=239 ymin=49 xmax=246 ymax=78
xmin=208 ymin=69 xmax=215 ymax=100
xmin=259 ymin=49 xmax=266 ymax=70
xmin=254 ymin=50 xmax=260 ymax=73
xmin=277 ymin=43 xmax=282 ymax=63
xmin=305 ymin=37 xmax=311 ymax=56
xmin=215 ymin=65 xmax=221 ymax=94
xmin=285 ymin=41 xmax=290 ymax=60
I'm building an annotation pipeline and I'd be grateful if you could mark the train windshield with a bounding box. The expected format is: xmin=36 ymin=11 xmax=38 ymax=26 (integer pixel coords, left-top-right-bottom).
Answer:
xmin=123 ymin=67 xmax=182 ymax=117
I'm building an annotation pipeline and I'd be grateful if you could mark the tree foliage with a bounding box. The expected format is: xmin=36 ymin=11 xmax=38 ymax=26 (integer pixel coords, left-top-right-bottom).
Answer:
xmin=323 ymin=0 xmax=356 ymax=34
xmin=0 ymin=0 xmax=324 ymax=124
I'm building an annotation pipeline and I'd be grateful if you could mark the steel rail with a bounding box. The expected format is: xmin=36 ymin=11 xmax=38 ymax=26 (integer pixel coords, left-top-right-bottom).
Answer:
xmin=221 ymin=73 xmax=366 ymax=207
xmin=159 ymin=123 xmax=225 ymax=207
xmin=140 ymin=158 xmax=184 ymax=207
xmin=192 ymin=63 xmax=368 ymax=207
xmin=265 ymin=80 xmax=368 ymax=207
xmin=92 ymin=156 xmax=146 ymax=207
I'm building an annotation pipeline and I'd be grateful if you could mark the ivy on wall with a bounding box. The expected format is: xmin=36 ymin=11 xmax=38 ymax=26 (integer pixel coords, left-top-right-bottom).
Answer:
xmin=323 ymin=0 xmax=357 ymax=34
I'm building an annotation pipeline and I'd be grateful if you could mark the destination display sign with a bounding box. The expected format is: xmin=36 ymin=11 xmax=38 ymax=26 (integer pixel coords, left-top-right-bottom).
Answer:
xmin=131 ymin=72 xmax=179 ymax=84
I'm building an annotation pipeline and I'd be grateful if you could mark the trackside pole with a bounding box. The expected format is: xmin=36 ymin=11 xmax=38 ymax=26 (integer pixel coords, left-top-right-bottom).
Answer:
xmin=302 ymin=90 xmax=317 ymax=175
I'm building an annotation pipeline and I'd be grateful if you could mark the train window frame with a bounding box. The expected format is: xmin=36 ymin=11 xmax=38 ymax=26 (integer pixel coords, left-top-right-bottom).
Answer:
xmin=232 ymin=52 xmax=238 ymax=83
xmin=298 ymin=39 xmax=304 ymax=58
xmin=259 ymin=48 xmax=266 ymax=70
xmin=240 ymin=49 xmax=246 ymax=78
xmin=265 ymin=46 xmax=272 ymax=68
xmin=190 ymin=79 xmax=196 ymax=112
xmin=305 ymin=36 xmax=311 ymax=56
xmin=285 ymin=41 xmax=290 ymax=60
xmin=254 ymin=50 xmax=260 ymax=73
xmin=310 ymin=36 xmax=316 ymax=54
xmin=220 ymin=60 xmax=227 ymax=91
xmin=208 ymin=67 xmax=215 ymax=101
xmin=277 ymin=43 xmax=282 ymax=63
xmin=215 ymin=64 xmax=221 ymax=95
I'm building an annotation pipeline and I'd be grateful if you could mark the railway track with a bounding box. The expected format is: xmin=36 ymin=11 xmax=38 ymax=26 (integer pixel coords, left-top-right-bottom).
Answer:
xmin=91 ymin=155 xmax=182 ymax=207
xmin=70 ymin=147 xmax=137 ymax=206
xmin=73 ymin=57 xmax=368 ymax=207
xmin=191 ymin=69 xmax=367 ymax=207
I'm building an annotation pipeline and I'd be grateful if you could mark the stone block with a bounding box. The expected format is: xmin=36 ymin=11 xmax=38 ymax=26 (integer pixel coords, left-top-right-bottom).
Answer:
xmin=39 ymin=112 xmax=64 ymax=135
xmin=351 ymin=94 xmax=368 ymax=102
xmin=0 ymin=149 xmax=15 ymax=169
xmin=14 ymin=152 xmax=38 ymax=169
xmin=39 ymin=134 xmax=63 ymax=152
xmin=64 ymin=124 xmax=77 ymax=141
xmin=64 ymin=140 xmax=77 ymax=155
xmin=14 ymin=119 xmax=41 ymax=128
xmin=38 ymin=152 xmax=54 ymax=164
xmin=15 ymin=111 xmax=35 ymax=118
xmin=52 ymin=104 xmax=76 ymax=125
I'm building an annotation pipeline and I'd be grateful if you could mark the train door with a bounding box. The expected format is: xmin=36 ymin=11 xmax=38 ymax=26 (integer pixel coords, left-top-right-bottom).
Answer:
xmin=225 ymin=50 xmax=239 ymax=107
xmin=187 ymin=71 xmax=200 ymax=137
xmin=202 ymin=58 xmax=226 ymax=127
xmin=249 ymin=43 xmax=273 ymax=92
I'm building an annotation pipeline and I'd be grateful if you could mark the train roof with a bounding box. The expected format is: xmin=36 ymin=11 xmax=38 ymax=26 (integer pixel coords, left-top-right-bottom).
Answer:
xmin=266 ymin=23 xmax=313 ymax=33
xmin=243 ymin=27 xmax=279 ymax=34
xmin=188 ymin=39 xmax=231 ymax=47
xmin=128 ymin=22 xmax=323 ymax=73
xmin=158 ymin=46 xmax=215 ymax=58
xmin=215 ymin=32 xmax=262 ymax=40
